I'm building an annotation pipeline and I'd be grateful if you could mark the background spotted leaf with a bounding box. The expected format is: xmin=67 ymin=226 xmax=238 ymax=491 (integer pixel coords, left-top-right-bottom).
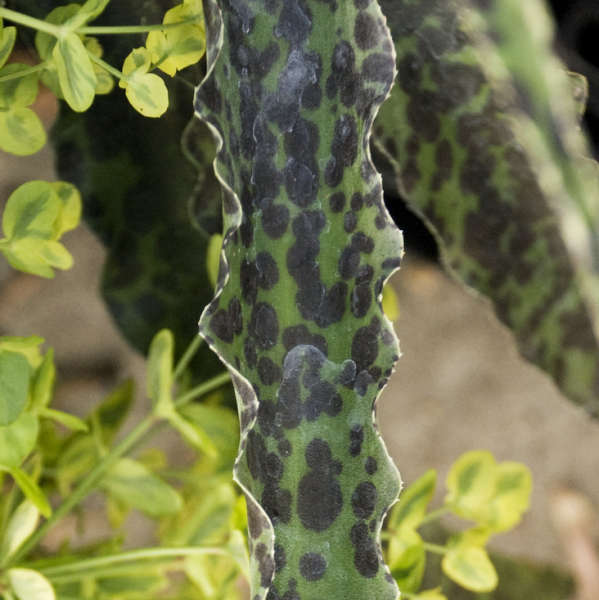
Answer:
xmin=375 ymin=0 xmax=599 ymax=416
xmin=196 ymin=0 xmax=403 ymax=597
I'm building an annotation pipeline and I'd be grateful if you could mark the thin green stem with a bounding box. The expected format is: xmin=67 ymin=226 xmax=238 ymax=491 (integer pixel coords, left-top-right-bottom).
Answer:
xmin=0 ymin=8 xmax=60 ymax=36
xmin=7 ymin=416 xmax=157 ymax=566
xmin=173 ymin=334 xmax=204 ymax=382
xmin=419 ymin=506 xmax=451 ymax=527
xmin=38 ymin=546 xmax=228 ymax=578
xmin=79 ymin=18 xmax=199 ymax=35
xmin=174 ymin=371 xmax=231 ymax=408
xmin=6 ymin=370 xmax=230 ymax=566
xmin=0 ymin=62 xmax=49 ymax=83
xmin=87 ymin=53 xmax=126 ymax=83
xmin=423 ymin=542 xmax=447 ymax=555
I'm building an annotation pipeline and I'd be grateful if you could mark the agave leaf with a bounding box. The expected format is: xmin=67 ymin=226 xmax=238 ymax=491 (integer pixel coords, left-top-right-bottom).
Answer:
xmin=196 ymin=0 xmax=403 ymax=597
xmin=374 ymin=0 xmax=599 ymax=415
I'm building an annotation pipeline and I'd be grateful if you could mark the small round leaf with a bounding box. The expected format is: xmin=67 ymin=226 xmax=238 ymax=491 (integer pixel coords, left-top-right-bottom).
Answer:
xmin=8 ymin=568 xmax=55 ymax=600
xmin=0 ymin=107 xmax=46 ymax=156
xmin=125 ymin=72 xmax=169 ymax=118
xmin=442 ymin=546 xmax=498 ymax=593
xmin=52 ymin=32 xmax=97 ymax=112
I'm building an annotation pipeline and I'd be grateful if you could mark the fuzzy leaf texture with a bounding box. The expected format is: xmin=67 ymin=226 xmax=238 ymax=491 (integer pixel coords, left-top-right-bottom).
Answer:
xmin=373 ymin=0 xmax=599 ymax=415
xmin=196 ymin=1 xmax=403 ymax=598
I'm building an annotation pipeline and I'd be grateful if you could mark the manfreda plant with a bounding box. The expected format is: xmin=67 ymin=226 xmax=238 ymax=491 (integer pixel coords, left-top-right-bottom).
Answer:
xmin=0 ymin=0 xmax=594 ymax=599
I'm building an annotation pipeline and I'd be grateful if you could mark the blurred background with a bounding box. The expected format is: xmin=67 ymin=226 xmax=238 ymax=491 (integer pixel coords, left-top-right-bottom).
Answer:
xmin=1 ymin=0 xmax=598 ymax=598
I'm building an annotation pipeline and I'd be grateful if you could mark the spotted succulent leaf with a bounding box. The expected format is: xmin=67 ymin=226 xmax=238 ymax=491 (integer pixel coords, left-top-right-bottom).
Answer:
xmin=374 ymin=0 xmax=599 ymax=416
xmin=196 ymin=1 xmax=403 ymax=598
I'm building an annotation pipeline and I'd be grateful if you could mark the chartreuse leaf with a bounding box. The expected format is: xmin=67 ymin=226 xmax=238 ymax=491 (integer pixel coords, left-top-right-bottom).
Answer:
xmin=0 ymin=63 xmax=45 ymax=156
xmin=376 ymin=0 xmax=599 ymax=416
xmin=0 ymin=25 xmax=17 ymax=69
xmin=65 ymin=0 xmax=111 ymax=30
xmin=206 ymin=233 xmax=223 ymax=289
xmin=445 ymin=451 xmax=532 ymax=531
xmin=1 ymin=181 xmax=81 ymax=277
xmin=0 ymin=500 xmax=39 ymax=562
xmin=146 ymin=0 xmax=206 ymax=77
xmin=387 ymin=527 xmax=426 ymax=593
xmin=485 ymin=461 xmax=532 ymax=532
xmin=94 ymin=379 xmax=134 ymax=445
xmin=196 ymin=0 xmax=402 ymax=597
xmin=445 ymin=450 xmax=496 ymax=522
xmin=7 ymin=569 xmax=55 ymax=600
xmin=0 ymin=351 xmax=31 ymax=426
xmin=120 ymin=47 xmax=168 ymax=118
xmin=84 ymin=37 xmax=114 ymax=95
xmin=8 ymin=467 xmax=52 ymax=517
xmin=442 ymin=545 xmax=498 ymax=593
xmin=388 ymin=469 xmax=436 ymax=532
xmin=147 ymin=328 xmax=174 ymax=415
xmin=0 ymin=412 xmax=38 ymax=469
xmin=30 ymin=349 xmax=55 ymax=411
xmin=52 ymin=32 xmax=97 ymax=112
xmin=101 ymin=457 xmax=182 ymax=517
xmin=39 ymin=408 xmax=88 ymax=432
xmin=0 ymin=336 xmax=44 ymax=369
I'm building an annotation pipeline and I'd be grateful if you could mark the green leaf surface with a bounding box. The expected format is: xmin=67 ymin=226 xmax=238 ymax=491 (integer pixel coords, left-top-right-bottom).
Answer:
xmin=147 ymin=329 xmax=174 ymax=414
xmin=66 ymin=0 xmax=111 ymax=29
xmin=442 ymin=546 xmax=498 ymax=593
xmin=0 ymin=351 xmax=31 ymax=426
xmin=484 ymin=462 xmax=532 ymax=532
xmin=0 ymin=500 xmax=39 ymax=562
xmin=2 ymin=181 xmax=59 ymax=241
xmin=0 ymin=63 xmax=39 ymax=108
xmin=30 ymin=349 xmax=55 ymax=411
xmin=0 ymin=25 xmax=17 ymax=69
xmin=101 ymin=458 xmax=182 ymax=517
xmin=445 ymin=451 xmax=496 ymax=522
xmin=195 ymin=0 xmax=403 ymax=598
xmin=388 ymin=469 xmax=436 ymax=533
xmin=52 ymin=32 xmax=97 ymax=112
xmin=146 ymin=2 xmax=205 ymax=77
xmin=50 ymin=182 xmax=82 ymax=236
xmin=0 ymin=412 xmax=38 ymax=468
xmin=125 ymin=72 xmax=169 ymax=118
xmin=388 ymin=527 xmax=426 ymax=593
xmin=39 ymin=408 xmax=88 ymax=432
xmin=35 ymin=5 xmax=80 ymax=60
xmin=375 ymin=0 xmax=599 ymax=415
xmin=0 ymin=336 xmax=44 ymax=369
xmin=8 ymin=569 xmax=55 ymax=600
xmin=93 ymin=379 xmax=134 ymax=446
xmin=0 ymin=106 xmax=46 ymax=156
xmin=8 ymin=467 xmax=52 ymax=517
xmin=166 ymin=410 xmax=218 ymax=457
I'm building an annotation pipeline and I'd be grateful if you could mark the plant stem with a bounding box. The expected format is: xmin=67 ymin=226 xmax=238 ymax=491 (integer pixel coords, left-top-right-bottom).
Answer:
xmin=38 ymin=546 xmax=228 ymax=578
xmin=423 ymin=542 xmax=448 ymax=555
xmin=6 ymin=370 xmax=230 ymax=566
xmin=87 ymin=53 xmax=126 ymax=83
xmin=7 ymin=416 xmax=156 ymax=566
xmin=79 ymin=18 xmax=199 ymax=35
xmin=173 ymin=334 xmax=203 ymax=382
xmin=174 ymin=371 xmax=230 ymax=408
xmin=419 ymin=506 xmax=451 ymax=527
xmin=0 ymin=62 xmax=49 ymax=83
xmin=0 ymin=8 xmax=60 ymax=36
